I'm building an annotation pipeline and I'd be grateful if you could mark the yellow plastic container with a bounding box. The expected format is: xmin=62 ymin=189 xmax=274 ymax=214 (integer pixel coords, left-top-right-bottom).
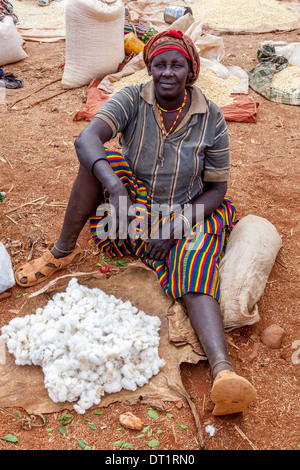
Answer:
xmin=124 ymin=32 xmax=145 ymax=56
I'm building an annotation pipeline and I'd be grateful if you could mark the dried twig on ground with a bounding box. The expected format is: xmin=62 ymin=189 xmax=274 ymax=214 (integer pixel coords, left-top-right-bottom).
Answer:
xmin=234 ymin=424 xmax=257 ymax=450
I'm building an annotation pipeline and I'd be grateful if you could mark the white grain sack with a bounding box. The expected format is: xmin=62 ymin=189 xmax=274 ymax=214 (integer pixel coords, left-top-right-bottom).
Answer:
xmin=61 ymin=0 xmax=125 ymax=88
xmin=0 ymin=15 xmax=27 ymax=66
xmin=0 ymin=278 xmax=166 ymax=414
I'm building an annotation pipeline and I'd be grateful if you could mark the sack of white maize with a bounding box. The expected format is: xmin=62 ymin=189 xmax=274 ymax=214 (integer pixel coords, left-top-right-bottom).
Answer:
xmin=249 ymin=44 xmax=300 ymax=105
xmin=0 ymin=15 xmax=27 ymax=66
xmin=62 ymin=0 xmax=125 ymax=88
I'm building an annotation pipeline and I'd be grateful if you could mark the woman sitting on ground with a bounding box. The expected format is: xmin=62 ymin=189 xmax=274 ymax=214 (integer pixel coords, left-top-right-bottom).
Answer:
xmin=16 ymin=30 xmax=257 ymax=416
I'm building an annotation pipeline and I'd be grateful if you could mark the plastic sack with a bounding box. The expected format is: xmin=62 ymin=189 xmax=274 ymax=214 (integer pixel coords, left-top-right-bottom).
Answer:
xmin=221 ymin=93 xmax=259 ymax=123
xmin=73 ymin=77 xmax=110 ymax=122
xmin=185 ymin=21 xmax=225 ymax=63
xmin=0 ymin=15 xmax=27 ymax=66
xmin=62 ymin=0 xmax=125 ymax=88
xmin=219 ymin=215 xmax=282 ymax=331
xmin=0 ymin=242 xmax=15 ymax=293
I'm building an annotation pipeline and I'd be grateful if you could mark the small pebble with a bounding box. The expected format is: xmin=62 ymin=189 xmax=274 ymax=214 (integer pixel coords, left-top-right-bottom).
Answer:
xmin=260 ymin=324 xmax=285 ymax=349
xmin=248 ymin=342 xmax=260 ymax=361
xmin=119 ymin=412 xmax=143 ymax=430
xmin=175 ymin=401 xmax=183 ymax=409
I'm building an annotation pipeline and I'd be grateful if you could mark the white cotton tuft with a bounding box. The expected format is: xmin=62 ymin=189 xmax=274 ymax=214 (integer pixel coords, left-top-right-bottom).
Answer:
xmin=0 ymin=278 xmax=165 ymax=414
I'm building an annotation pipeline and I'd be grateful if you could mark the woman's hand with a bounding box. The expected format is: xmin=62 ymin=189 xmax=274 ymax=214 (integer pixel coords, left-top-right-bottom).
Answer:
xmin=145 ymin=237 xmax=177 ymax=261
xmin=145 ymin=216 xmax=181 ymax=260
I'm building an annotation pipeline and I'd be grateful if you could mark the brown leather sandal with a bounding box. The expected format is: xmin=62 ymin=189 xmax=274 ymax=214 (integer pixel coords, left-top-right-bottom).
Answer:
xmin=15 ymin=244 xmax=83 ymax=288
xmin=211 ymin=370 xmax=257 ymax=416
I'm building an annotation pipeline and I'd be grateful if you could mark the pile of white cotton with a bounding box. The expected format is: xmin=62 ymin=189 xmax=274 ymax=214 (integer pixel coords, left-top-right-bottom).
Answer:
xmin=0 ymin=278 xmax=166 ymax=414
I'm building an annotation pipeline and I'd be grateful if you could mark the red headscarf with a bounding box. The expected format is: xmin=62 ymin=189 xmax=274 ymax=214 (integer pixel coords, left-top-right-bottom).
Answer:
xmin=143 ymin=30 xmax=200 ymax=85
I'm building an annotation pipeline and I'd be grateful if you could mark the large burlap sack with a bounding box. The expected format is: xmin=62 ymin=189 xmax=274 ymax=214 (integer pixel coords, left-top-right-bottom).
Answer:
xmin=219 ymin=215 xmax=282 ymax=331
xmin=61 ymin=0 xmax=125 ymax=89
xmin=0 ymin=16 xmax=27 ymax=66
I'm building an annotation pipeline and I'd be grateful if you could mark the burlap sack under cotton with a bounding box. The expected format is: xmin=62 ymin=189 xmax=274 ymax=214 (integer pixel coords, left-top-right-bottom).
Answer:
xmin=219 ymin=215 xmax=282 ymax=331
xmin=61 ymin=0 xmax=125 ymax=89
xmin=0 ymin=16 xmax=27 ymax=66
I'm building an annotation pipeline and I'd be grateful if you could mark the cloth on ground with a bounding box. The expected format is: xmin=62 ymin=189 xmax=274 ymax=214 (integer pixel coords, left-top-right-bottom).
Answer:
xmin=0 ymin=68 xmax=23 ymax=89
xmin=125 ymin=0 xmax=300 ymax=35
xmin=221 ymin=93 xmax=259 ymax=123
xmin=0 ymin=211 xmax=282 ymax=421
xmin=73 ymin=77 xmax=110 ymax=122
xmin=261 ymin=40 xmax=300 ymax=66
xmin=0 ymin=266 xmax=205 ymax=422
xmin=248 ymin=44 xmax=300 ymax=105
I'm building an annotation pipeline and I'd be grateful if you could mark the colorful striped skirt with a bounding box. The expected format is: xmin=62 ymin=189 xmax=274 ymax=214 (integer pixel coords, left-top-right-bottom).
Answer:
xmin=89 ymin=150 xmax=238 ymax=301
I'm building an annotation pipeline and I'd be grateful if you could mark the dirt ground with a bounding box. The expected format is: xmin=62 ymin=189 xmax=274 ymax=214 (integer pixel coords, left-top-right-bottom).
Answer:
xmin=0 ymin=27 xmax=299 ymax=452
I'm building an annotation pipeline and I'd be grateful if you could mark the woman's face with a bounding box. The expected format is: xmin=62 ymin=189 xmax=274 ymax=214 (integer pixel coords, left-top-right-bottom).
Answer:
xmin=147 ymin=50 xmax=191 ymax=100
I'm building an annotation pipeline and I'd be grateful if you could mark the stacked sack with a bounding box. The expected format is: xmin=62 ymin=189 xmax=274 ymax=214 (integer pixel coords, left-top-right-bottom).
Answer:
xmin=62 ymin=0 xmax=125 ymax=88
xmin=0 ymin=1 xmax=27 ymax=66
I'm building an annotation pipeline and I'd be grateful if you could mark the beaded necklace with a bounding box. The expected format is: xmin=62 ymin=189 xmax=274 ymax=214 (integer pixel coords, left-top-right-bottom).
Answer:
xmin=157 ymin=89 xmax=187 ymax=137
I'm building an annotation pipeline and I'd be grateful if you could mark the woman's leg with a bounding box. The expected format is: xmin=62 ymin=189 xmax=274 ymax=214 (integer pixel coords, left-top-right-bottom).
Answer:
xmin=182 ymin=292 xmax=233 ymax=380
xmin=51 ymin=164 xmax=103 ymax=258
xmin=17 ymin=164 xmax=103 ymax=285
xmin=183 ymin=292 xmax=257 ymax=415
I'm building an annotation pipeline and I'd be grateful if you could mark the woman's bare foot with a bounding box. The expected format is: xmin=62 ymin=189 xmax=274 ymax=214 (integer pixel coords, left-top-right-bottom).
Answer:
xmin=211 ymin=369 xmax=257 ymax=416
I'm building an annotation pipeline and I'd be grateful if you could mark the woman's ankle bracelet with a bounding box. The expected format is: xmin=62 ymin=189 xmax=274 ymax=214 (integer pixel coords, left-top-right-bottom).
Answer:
xmin=53 ymin=242 xmax=76 ymax=254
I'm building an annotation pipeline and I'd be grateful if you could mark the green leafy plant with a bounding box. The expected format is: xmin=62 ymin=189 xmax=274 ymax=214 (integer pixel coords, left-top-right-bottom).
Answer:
xmin=137 ymin=425 xmax=150 ymax=439
xmin=58 ymin=413 xmax=74 ymax=426
xmin=113 ymin=440 xmax=134 ymax=449
xmin=1 ymin=434 xmax=18 ymax=443
xmin=147 ymin=439 xmax=160 ymax=448
xmin=147 ymin=408 xmax=159 ymax=419
xmin=78 ymin=439 xmax=96 ymax=450
xmin=176 ymin=424 xmax=189 ymax=430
